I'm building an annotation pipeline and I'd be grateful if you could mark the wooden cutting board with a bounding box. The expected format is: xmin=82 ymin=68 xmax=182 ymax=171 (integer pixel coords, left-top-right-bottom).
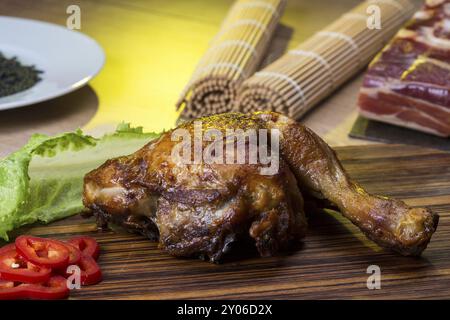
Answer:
xmin=16 ymin=144 xmax=450 ymax=300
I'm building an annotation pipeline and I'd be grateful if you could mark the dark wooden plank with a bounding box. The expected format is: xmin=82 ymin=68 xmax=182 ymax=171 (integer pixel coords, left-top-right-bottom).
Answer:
xmin=10 ymin=144 xmax=450 ymax=300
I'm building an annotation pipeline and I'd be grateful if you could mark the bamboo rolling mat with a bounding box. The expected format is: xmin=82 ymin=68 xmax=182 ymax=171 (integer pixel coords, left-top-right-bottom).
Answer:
xmin=176 ymin=0 xmax=286 ymax=119
xmin=234 ymin=0 xmax=416 ymax=119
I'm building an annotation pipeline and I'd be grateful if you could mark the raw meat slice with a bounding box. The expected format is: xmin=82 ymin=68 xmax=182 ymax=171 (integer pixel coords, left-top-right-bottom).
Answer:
xmin=358 ymin=0 xmax=450 ymax=137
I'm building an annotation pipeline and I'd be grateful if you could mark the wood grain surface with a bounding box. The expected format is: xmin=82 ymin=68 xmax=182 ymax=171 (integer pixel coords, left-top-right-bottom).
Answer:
xmin=6 ymin=144 xmax=449 ymax=300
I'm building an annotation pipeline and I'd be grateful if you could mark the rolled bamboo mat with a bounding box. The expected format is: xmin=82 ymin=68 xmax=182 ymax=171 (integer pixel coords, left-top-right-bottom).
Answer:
xmin=234 ymin=0 xmax=416 ymax=119
xmin=176 ymin=0 xmax=286 ymax=119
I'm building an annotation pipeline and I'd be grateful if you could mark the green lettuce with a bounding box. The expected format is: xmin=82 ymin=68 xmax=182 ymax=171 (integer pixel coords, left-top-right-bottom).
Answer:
xmin=0 ymin=124 xmax=159 ymax=240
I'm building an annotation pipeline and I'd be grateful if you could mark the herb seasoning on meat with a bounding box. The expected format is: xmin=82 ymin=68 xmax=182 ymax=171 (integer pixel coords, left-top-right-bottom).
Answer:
xmin=0 ymin=52 xmax=42 ymax=98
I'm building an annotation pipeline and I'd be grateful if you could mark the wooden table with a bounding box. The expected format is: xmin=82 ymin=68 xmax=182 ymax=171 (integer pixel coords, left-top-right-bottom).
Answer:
xmin=2 ymin=0 xmax=449 ymax=301
xmin=1 ymin=0 xmax=376 ymax=158
xmin=19 ymin=144 xmax=450 ymax=299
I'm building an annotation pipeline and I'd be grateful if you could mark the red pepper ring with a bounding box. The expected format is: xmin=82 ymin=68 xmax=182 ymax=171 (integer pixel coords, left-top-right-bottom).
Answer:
xmin=64 ymin=243 xmax=82 ymax=266
xmin=54 ymin=243 xmax=82 ymax=275
xmin=67 ymin=254 xmax=102 ymax=286
xmin=0 ymin=275 xmax=69 ymax=300
xmin=0 ymin=243 xmax=15 ymax=254
xmin=0 ymin=248 xmax=52 ymax=284
xmin=0 ymin=279 xmax=14 ymax=289
xmin=67 ymin=236 xmax=100 ymax=261
xmin=15 ymin=236 xmax=70 ymax=269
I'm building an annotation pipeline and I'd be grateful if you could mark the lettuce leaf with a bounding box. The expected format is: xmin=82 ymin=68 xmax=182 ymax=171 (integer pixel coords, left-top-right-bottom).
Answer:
xmin=0 ymin=124 xmax=159 ymax=240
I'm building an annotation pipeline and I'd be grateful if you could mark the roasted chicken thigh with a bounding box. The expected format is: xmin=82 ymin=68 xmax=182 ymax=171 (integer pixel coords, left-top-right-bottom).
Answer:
xmin=83 ymin=112 xmax=438 ymax=261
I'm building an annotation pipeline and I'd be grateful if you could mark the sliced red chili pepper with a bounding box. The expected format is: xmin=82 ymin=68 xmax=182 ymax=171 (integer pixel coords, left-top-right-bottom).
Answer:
xmin=0 ymin=279 xmax=20 ymax=300
xmin=0 ymin=279 xmax=14 ymax=289
xmin=67 ymin=236 xmax=100 ymax=261
xmin=0 ymin=248 xmax=51 ymax=284
xmin=75 ymin=255 xmax=102 ymax=286
xmin=0 ymin=275 xmax=69 ymax=300
xmin=54 ymin=243 xmax=82 ymax=275
xmin=0 ymin=243 xmax=16 ymax=254
xmin=15 ymin=236 xmax=70 ymax=269
xmin=25 ymin=275 xmax=70 ymax=300
xmin=64 ymin=243 xmax=82 ymax=266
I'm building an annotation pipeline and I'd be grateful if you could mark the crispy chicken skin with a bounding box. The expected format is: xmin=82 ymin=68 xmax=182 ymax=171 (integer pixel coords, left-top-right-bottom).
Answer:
xmin=83 ymin=112 xmax=438 ymax=261
xmin=257 ymin=112 xmax=438 ymax=256
xmin=84 ymin=113 xmax=307 ymax=262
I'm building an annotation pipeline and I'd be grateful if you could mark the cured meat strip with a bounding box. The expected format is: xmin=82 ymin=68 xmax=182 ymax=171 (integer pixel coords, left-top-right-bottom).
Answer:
xmin=358 ymin=0 xmax=450 ymax=137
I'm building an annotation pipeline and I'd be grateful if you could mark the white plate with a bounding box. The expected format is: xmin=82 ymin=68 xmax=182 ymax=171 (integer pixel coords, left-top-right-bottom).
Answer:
xmin=0 ymin=16 xmax=105 ymax=111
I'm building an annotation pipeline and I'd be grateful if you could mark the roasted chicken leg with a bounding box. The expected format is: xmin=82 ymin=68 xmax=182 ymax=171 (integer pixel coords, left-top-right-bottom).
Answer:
xmin=83 ymin=112 xmax=438 ymax=261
